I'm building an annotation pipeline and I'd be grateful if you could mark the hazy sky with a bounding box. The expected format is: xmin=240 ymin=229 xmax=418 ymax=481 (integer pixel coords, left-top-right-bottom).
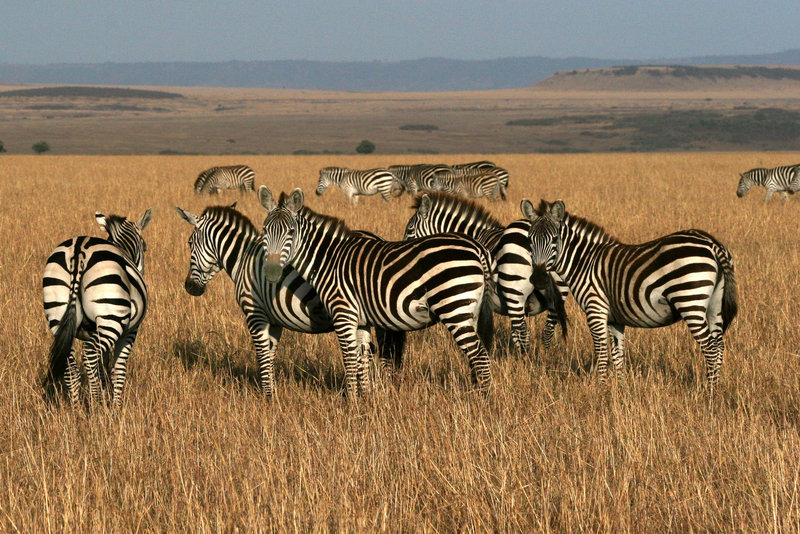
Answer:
xmin=4 ymin=1 xmax=800 ymax=64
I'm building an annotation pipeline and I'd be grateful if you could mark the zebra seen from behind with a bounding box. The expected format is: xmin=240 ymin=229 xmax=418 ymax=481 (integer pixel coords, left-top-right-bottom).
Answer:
xmin=450 ymin=160 xmax=510 ymax=190
xmin=403 ymin=192 xmax=566 ymax=353
xmin=431 ymin=170 xmax=506 ymax=200
xmin=258 ymin=186 xmax=496 ymax=396
xmin=194 ymin=165 xmax=256 ymax=194
xmin=737 ymin=164 xmax=800 ymax=201
xmin=523 ymin=199 xmax=737 ymax=385
xmin=175 ymin=203 xmax=406 ymax=397
xmin=42 ymin=208 xmax=153 ymax=407
xmin=316 ymin=166 xmax=404 ymax=204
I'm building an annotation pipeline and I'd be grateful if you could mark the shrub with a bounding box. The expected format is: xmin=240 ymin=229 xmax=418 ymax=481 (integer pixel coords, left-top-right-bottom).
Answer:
xmin=356 ymin=139 xmax=375 ymax=154
xmin=32 ymin=141 xmax=50 ymax=154
xmin=399 ymin=124 xmax=438 ymax=132
xmin=0 ymin=141 xmax=6 ymax=153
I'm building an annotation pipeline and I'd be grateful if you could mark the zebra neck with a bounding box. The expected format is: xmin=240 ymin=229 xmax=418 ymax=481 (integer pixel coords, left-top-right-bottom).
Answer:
xmin=218 ymin=226 xmax=258 ymax=281
xmin=290 ymin=215 xmax=349 ymax=283
xmin=554 ymin=215 xmax=616 ymax=282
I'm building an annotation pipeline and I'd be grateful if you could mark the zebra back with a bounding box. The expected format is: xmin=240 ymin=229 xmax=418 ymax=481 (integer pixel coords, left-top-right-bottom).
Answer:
xmin=195 ymin=165 xmax=256 ymax=194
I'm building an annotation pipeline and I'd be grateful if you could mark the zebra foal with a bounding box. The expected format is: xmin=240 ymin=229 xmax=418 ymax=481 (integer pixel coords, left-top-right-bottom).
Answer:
xmin=42 ymin=208 xmax=152 ymax=407
xmin=175 ymin=203 xmax=405 ymax=397
xmin=523 ymin=199 xmax=737 ymax=385
xmin=316 ymin=166 xmax=404 ymax=204
xmin=194 ymin=165 xmax=256 ymax=194
xmin=258 ymin=186 xmax=496 ymax=396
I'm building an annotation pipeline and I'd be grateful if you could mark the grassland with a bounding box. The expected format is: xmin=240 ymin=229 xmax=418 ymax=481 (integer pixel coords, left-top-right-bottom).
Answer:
xmin=2 ymin=152 xmax=800 ymax=531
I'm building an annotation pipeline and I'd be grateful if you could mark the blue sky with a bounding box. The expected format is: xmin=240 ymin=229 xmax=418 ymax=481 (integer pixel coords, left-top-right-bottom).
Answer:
xmin=4 ymin=1 xmax=800 ymax=64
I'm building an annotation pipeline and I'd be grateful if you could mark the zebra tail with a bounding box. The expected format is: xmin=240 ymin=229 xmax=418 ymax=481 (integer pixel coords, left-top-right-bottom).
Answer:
xmin=498 ymin=181 xmax=507 ymax=201
xmin=714 ymin=245 xmax=738 ymax=334
xmin=42 ymin=253 xmax=83 ymax=399
xmin=546 ymin=275 xmax=568 ymax=340
xmin=476 ymin=251 xmax=496 ymax=353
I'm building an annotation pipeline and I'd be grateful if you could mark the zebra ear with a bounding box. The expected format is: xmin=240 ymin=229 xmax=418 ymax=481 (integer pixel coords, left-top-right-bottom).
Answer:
xmin=229 ymin=201 xmax=238 ymax=210
xmin=418 ymin=194 xmax=432 ymax=218
xmin=258 ymin=185 xmax=277 ymax=212
xmin=175 ymin=207 xmax=197 ymax=226
xmin=95 ymin=213 xmax=109 ymax=232
xmin=285 ymin=188 xmax=304 ymax=213
xmin=549 ymin=200 xmax=566 ymax=222
xmin=137 ymin=208 xmax=153 ymax=231
xmin=520 ymin=199 xmax=536 ymax=220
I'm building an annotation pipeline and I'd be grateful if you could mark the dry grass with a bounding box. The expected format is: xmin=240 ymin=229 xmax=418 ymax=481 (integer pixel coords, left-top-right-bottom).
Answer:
xmin=2 ymin=153 xmax=800 ymax=531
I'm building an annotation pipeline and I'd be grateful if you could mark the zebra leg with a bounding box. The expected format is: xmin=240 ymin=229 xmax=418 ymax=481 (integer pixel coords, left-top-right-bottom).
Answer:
xmin=109 ymin=330 xmax=138 ymax=408
xmin=542 ymin=278 xmax=570 ymax=348
xmin=586 ymin=313 xmax=611 ymax=382
xmin=355 ymin=327 xmax=374 ymax=394
xmin=247 ymin=318 xmax=281 ymax=397
xmin=764 ymin=188 xmax=775 ymax=202
xmin=84 ymin=336 xmax=113 ymax=405
xmin=509 ymin=310 xmax=530 ymax=353
xmin=705 ymin=334 xmax=725 ymax=386
xmin=441 ymin=318 xmax=492 ymax=393
xmin=608 ymin=322 xmax=626 ymax=378
xmin=374 ymin=328 xmax=405 ymax=383
xmin=332 ymin=317 xmax=363 ymax=398
xmin=65 ymin=345 xmax=82 ymax=407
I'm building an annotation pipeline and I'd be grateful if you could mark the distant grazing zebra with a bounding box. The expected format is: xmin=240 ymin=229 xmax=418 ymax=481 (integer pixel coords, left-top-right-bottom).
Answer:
xmin=258 ymin=186 xmax=496 ymax=396
xmin=175 ymin=203 xmax=405 ymax=396
xmin=388 ymin=164 xmax=451 ymax=194
xmin=451 ymin=161 xmax=510 ymax=190
xmin=737 ymin=164 xmax=800 ymax=201
xmin=523 ymin=199 xmax=737 ymax=384
xmin=403 ymin=192 xmax=566 ymax=353
xmin=42 ymin=208 xmax=152 ymax=407
xmin=316 ymin=167 xmax=404 ymax=204
xmin=194 ymin=165 xmax=256 ymax=194
xmin=432 ymin=170 xmax=506 ymax=200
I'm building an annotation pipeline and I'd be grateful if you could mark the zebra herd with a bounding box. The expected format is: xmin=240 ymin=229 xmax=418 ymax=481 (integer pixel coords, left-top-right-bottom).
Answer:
xmin=48 ymin=158 xmax=800 ymax=408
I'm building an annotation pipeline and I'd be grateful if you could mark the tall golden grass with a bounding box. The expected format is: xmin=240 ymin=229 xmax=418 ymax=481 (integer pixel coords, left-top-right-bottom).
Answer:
xmin=1 ymin=153 xmax=799 ymax=531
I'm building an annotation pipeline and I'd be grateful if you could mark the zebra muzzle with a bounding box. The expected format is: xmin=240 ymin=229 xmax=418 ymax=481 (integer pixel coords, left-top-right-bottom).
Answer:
xmin=531 ymin=266 xmax=550 ymax=291
xmin=264 ymin=256 xmax=283 ymax=282
xmin=184 ymin=278 xmax=206 ymax=296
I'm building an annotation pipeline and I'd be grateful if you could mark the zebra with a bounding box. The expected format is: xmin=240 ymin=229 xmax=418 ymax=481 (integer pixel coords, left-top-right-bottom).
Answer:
xmin=258 ymin=186 xmax=496 ymax=396
xmin=316 ymin=167 xmax=404 ymax=204
xmin=431 ymin=170 xmax=506 ymax=200
xmin=403 ymin=192 xmax=566 ymax=353
xmin=451 ymin=161 xmax=510 ymax=190
xmin=175 ymin=203 xmax=406 ymax=396
xmin=194 ymin=165 xmax=256 ymax=194
xmin=388 ymin=163 xmax=451 ymax=195
xmin=42 ymin=208 xmax=152 ymax=407
xmin=737 ymin=165 xmax=800 ymax=201
xmin=522 ymin=199 xmax=738 ymax=385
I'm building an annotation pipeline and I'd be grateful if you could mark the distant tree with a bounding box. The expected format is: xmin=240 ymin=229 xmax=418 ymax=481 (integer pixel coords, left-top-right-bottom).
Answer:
xmin=356 ymin=139 xmax=375 ymax=154
xmin=0 ymin=140 xmax=6 ymax=153
xmin=32 ymin=141 xmax=50 ymax=154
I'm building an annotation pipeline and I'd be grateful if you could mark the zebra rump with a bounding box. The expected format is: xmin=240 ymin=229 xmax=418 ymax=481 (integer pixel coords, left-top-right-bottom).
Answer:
xmin=194 ymin=165 xmax=256 ymax=194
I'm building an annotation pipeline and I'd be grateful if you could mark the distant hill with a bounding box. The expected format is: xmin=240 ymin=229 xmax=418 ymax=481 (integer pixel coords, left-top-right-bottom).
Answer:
xmin=1 ymin=49 xmax=799 ymax=91
xmin=0 ymin=86 xmax=183 ymax=98
xmin=533 ymin=65 xmax=800 ymax=91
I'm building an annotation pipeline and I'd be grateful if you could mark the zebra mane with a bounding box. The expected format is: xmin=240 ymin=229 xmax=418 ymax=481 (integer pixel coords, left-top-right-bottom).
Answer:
xmin=279 ymin=191 xmax=356 ymax=237
xmin=412 ymin=191 xmax=503 ymax=229
xmin=536 ymin=199 xmax=618 ymax=244
xmin=201 ymin=205 xmax=258 ymax=234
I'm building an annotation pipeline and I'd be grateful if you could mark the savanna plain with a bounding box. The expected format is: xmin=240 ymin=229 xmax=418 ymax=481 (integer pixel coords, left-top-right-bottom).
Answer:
xmin=1 ymin=152 xmax=799 ymax=532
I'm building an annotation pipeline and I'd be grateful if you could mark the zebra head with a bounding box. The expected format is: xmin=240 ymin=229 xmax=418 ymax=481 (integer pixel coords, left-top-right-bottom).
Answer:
xmin=259 ymin=186 xmax=301 ymax=282
xmin=521 ymin=199 xmax=565 ymax=291
xmin=175 ymin=204 xmax=236 ymax=296
xmin=95 ymin=208 xmax=152 ymax=273
xmin=736 ymin=172 xmax=754 ymax=198
xmin=403 ymin=194 xmax=432 ymax=240
xmin=316 ymin=167 xmax=339 ymax=196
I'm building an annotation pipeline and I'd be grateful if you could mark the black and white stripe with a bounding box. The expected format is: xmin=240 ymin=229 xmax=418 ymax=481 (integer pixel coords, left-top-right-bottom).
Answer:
xmin=522 ymin=199 xmax=738 ymax=384
xmin=388 ymin=164 xmax=451 ymax=195
xmin=316 ymin=167 xmax=404 ymax=204
xmin=258 ymin=186 xmax=496 ymax=396
xmin=737 ymin=164 xmax=800 ymax=201
xmin=450 ymin=160 xmax=510 ymax=190
xmin=42 ymin=209 xmax=152 ymax=407
xmin=431 ymin=169 xmax=506 ymax=200
xmin=403 ymin=192 xmax=566 ymax=353
xmin=175 ymin=203 xmax=405 ymax=396
xmin=194 ymin=165 xmax=256 ymax=194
